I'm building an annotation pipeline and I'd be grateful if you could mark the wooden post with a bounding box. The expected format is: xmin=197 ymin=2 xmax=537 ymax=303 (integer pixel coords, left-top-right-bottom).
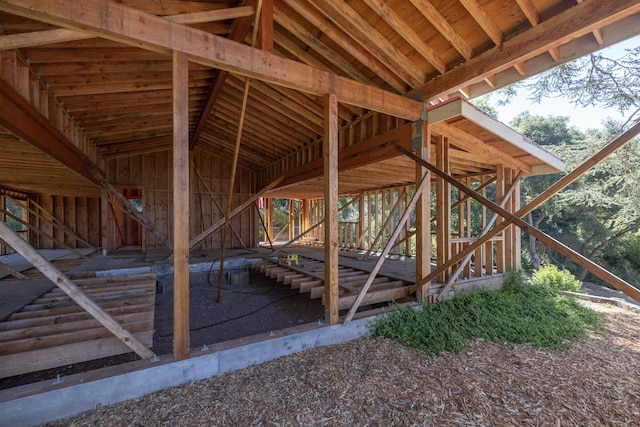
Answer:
xmin=495 ymin=164 xmax=505 ymax=273
xmin=435 ymin=136 xmax=450 ymax=283
xmin=414 ymin=115 xmax=431 ymax=299
xmin=267 ymin=198 xmax=274 ymax=242
xmin=358 ymin=194 xmax=365 ymax=250
xmin=100 ymin=188 xmax=108 ymax=254
xmin=0 ymin=220 xmax=154 ymax=358
xmin=324 ymin=93 xmax=339 ymax=325
xmin=172 ymin=50 xmax=190 ymax=361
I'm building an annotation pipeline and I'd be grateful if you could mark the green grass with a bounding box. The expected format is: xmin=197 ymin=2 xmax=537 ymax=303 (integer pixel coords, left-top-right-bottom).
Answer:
xmin=370 ymin=269 xmax=602 ymax=355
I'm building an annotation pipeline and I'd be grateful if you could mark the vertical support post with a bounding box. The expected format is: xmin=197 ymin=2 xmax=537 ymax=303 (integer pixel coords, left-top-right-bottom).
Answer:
xmin=513 ymin=175 xmax=522 ymax=268
xmin=414 ymin=116 xmax=431 ymax=299
xmin=504 ymin=167 xmax=514 ymax=270
xmin=495 ymin=164 xmax=505 ymax=273
xmin=100 ymin=188 xmax=108 ymax=254
xmin=323 ymin=93 xmax=339 ymax=325
xmin=288 ymin=199 xmax=294 ymax=241
xmin=435 ymin=136 xmax=450 ymax=283
xmin=358 ymin=194 xmax=365 ymax=250
xmin=172 ymin=50 xmax=190 ymax=362
xmin=267 ymin=197 xmax=274 ymax=242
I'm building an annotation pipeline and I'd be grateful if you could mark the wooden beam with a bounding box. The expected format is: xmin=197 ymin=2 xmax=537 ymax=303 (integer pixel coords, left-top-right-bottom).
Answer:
xmin=0 ymin=261 xmax=28 ymax=280
xmin=435 ymin=136 xmax=451 ymax=283
xmin=189 ymin=1 xmax=258 ymax=150
xmin=260 ymin=0 xmax=273 ymax=52
xmin=0 ymin=0 xmax=423 ymax=120
xmin=279 ymin=0 xmax=406 ymax=93
xmin=217 ymin=74 xmax=252 ymax=302
xmin=411 ymin=0 xmax=640 ymax=101
xmin=361 ymin=0 xmax=446 ymax=73
xmin=324 ymin=93 xmax=339 ymax=325
xmin=343 ymin=172 xmax=430 ymax=324
xmin=217 ymin=0 xmax=262 ymax=302
xmin=172 ymin=50 xmax=190 ymax=362
xmin=458 ymin=0 xmax=502 ymax=46
xmin=0 ymin=220 xmax=154 ymax=358
xmin=515 ymin=0 xmax=540 ymax=27
xmin=0 ymin=77 xmax=101 ymax=188
xmin=307 ymin=0 xmax=425 ymax=88
xmin=257 ymin=124 xmax=413 ymax=191
xmin=0 ymin=6 xmax=256 ymax=50
xmin=408 ymin=0 xmax=473 ymax=60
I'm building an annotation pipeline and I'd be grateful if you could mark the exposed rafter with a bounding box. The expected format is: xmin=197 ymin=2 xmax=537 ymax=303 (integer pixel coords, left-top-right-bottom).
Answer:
xmin=411 ymin=0 xmax=640 ymax=101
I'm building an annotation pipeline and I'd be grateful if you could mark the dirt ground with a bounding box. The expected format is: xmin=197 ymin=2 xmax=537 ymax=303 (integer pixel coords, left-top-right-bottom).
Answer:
xmin=153 ymin=268 xmax=327 ymax=354
xmin=46 ymin=299 xmax=640 ymax=426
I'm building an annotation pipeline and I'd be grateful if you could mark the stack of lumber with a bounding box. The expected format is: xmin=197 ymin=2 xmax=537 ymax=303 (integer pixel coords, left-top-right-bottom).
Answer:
xmin=0 ymin=273 xmax=156 ymax=379
xmin=252 ymin=257 xmax=412 ymax=310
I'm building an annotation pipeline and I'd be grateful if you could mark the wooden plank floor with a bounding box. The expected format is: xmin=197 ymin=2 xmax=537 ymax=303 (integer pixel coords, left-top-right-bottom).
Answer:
xmin=0 ymin=273 xmax=156 ymax=379
xmin=252 ymin=256 xmax=413 ymax=311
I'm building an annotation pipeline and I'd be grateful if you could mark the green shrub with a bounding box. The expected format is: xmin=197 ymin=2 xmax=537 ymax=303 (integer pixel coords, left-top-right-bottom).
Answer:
xmin=370 ymin=269 xmax=601 ymax=355
xmin=530 ymin=264 xmax=582 ymax=292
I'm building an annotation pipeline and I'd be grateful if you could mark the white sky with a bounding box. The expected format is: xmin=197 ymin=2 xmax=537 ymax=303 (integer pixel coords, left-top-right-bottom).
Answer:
xmin=490 ymin=35 xmax=639 ymax=131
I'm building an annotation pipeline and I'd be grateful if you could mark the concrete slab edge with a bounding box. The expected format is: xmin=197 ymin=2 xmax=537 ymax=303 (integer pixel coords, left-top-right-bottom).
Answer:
xmin=0 ymin=317 xmax=373 ymax=426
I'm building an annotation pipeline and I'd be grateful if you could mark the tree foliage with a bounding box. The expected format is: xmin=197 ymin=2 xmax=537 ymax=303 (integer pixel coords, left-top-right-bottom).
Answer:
xmin=512 ymin=114 xmax=640 ymax=285
xmin=527 ymin=47 xmax=640 ymax=129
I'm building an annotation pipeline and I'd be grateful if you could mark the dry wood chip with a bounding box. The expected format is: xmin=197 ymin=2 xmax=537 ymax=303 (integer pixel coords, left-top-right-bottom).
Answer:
xmin=47 ymin=301 xmax=640 ymax=426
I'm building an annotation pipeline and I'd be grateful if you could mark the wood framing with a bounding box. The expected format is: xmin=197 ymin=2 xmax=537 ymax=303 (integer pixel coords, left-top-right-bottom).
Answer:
xmin=0 ymin=0 xmax=637 ymax=387
xmin=172 ymin=50 xmax=190 ymax=361
xmin=0 ymin=220 xmax=154 ymax=358
xmin=323 ymin=93 xmax=339 ymax=325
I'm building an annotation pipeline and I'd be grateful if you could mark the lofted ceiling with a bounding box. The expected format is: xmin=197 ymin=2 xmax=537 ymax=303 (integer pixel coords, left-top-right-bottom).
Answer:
xmin=0 ymin=0 xmax=638 ymax=197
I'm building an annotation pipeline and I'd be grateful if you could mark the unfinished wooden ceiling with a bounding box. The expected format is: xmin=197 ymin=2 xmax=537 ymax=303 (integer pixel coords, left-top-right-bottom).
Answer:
xmin=0 ymin=0 xmax=638 ymax=197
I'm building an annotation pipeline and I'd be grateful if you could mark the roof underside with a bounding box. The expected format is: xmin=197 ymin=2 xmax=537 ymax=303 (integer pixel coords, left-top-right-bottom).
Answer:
xmin=0 ymin=0 xmax=638 ymax=198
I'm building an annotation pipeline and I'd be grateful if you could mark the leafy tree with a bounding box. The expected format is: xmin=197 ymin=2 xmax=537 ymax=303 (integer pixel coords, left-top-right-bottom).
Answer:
xmin=513 ymin=114 xmax=640 ymax=284
xmin=511 ymin=113 xmax=581 ymax=269
xmin=527 ymin=46 xmax=640 ymax=129
xmin=557 ymin=121 xmax=640 ymax=281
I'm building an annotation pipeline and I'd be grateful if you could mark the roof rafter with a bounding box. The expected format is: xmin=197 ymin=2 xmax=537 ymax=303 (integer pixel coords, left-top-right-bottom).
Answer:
xmin=361 ymin=0 xmax=446 ymax=73
xmin=411 ymin=0 xmax=640 ymax=102
xmin=0 ymin=6 xmax=256 ymax=50
xmin=408 ymin=0 xmax=473 ymax=60
xmin=280 ymin=0 xmax=406 ymax=92
xmin=311 ymin=0 xmax=425 ymax=88
xmin=0 ymin=0 xmax=423 ymax=121
xmin=458 ymin=0 xmax=502 ymax=46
